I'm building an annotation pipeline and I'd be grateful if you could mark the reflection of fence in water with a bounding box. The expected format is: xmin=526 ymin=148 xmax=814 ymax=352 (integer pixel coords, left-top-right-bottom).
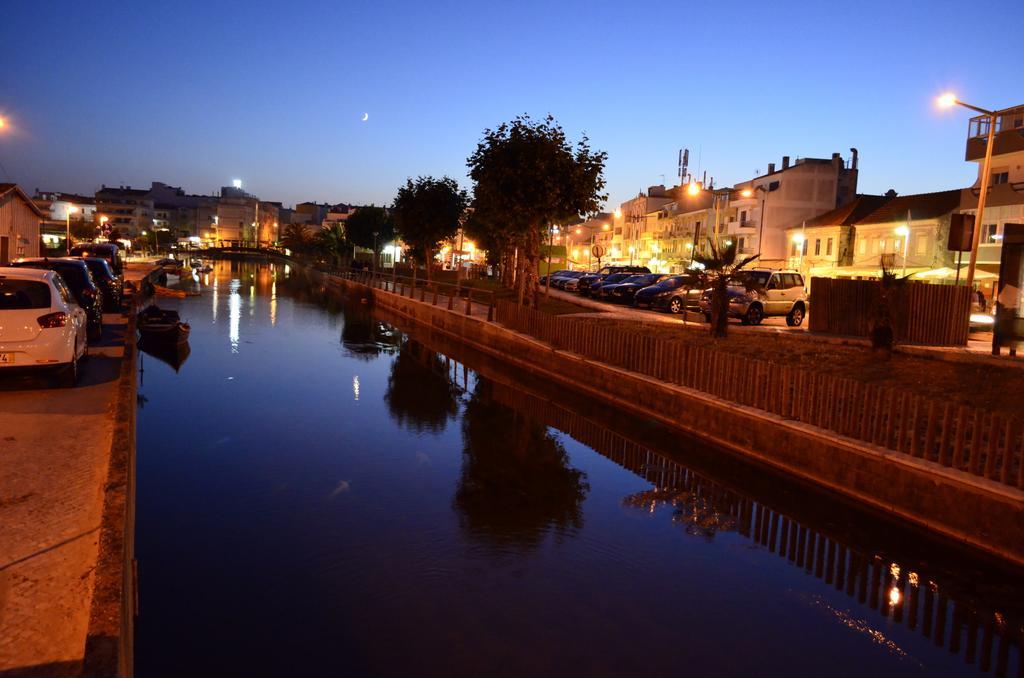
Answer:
xmin=485 ymin=380 xmax=1023 ymax=677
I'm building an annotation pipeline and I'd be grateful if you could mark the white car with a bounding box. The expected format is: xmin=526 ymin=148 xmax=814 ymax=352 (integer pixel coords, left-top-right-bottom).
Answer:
xmin=0 ymin=267 xmax=88 ymax=386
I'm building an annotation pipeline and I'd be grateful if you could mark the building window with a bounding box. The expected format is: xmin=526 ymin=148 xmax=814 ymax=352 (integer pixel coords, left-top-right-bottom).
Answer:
xmin=740 ymin=210 xmax=747 ymax=225
xmin=738 ymin=237 xmax=746 ymax=251
xmin=859 ymin=238 xmax=867 ymax=255
xmin=982 ymin=223 xmax=1000 ymax=243
xmin=791 ymin=241 xmax=799 ymax=256
xmin=879 ymin=237 xmax=887 ymax=253
xmin=802 ymin=239 xmax=808 ymax=256
xmin=916 ymin=234 xmax=928 ymax=255
xmin=814 ymin=239 xmax=821 ymax=255
xmin=991 ymin=172 xmax=1009 ymax=186
xmin=826 ymin=238 xmax=833 ymax=256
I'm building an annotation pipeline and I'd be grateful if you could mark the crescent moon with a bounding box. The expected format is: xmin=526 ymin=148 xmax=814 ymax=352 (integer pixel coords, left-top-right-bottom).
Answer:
xmin=362 ymin=112 xmax=369 ymax=122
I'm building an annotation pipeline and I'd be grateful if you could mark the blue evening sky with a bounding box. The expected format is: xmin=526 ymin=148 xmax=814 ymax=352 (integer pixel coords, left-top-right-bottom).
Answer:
xmin=1 ymin=0 xmax=1019 ymax=209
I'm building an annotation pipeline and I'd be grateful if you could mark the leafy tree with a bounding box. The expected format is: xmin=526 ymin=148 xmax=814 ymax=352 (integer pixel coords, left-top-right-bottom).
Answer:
xmin=467 ymin=114 xmax=606 ymax=305
xmin=315 ymin=222 xmax=347 ymax=267
xmin=692 ymin=240 xmax=759 ymax=338
xmin=344 ymin=205 xmax=394 ymax=269
xmin=384 ymin=339 xmax=459 ymax=433
xmin=391 ymin=176 xmax=468 ymax=281
xmin=454 ymin=379 xmax=589 ymax=551
xmin=462 ymin=207 xmax=513 ymax=284
xmin=70 ymin=219 xmax=98 ymax=241
xmin=282 ymin=223 xmax=313 ymax=253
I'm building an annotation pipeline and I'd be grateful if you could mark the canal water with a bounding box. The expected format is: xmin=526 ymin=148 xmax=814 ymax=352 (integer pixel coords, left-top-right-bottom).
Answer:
xmin=135 ymin=260 xmax=1022 ymax=677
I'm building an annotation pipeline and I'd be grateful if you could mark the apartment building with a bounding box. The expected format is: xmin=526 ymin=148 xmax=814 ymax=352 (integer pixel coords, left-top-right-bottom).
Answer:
xmin=210 ymin=186 xmax=279 ymax=245
xmin=95 ymin=185 xmax=153 ymax=235
xmin=958 ymin=103 xmax=1024 ymax=278
xmin=727 ymin=151 xmax=859 ymax=264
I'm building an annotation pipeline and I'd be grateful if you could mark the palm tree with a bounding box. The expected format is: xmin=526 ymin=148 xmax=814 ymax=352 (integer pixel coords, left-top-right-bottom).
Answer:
xmin=315 ymin=223 xmax=347 ymax=267
xmin=281 ymin=223 xmax=312 ymax=253
xmin=692 ymin=239 xmax=759 ymax=338
xmin=868 ymin=265 xmax=909 ymax=358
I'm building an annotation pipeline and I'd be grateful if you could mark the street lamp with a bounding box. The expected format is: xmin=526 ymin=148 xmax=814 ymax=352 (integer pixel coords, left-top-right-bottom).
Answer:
xmin=937 ymin=92 xmax=997 ymax=288
xmin=65 ymin=206 xmax=77 ymax=254
xmin=895 ymin=224 xmax=910 ymax=277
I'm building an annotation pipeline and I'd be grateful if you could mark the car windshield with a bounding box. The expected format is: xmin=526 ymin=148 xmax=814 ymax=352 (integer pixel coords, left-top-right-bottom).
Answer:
xmin=621 ymin=275 xmax=648 ymax=284
xmin=738 ymin=271 xmax=771 ymax=287
xmin=603 ymin=274 xmax=630 ymax=283
xmin=0 ymin=278 xmax=51 ymax=309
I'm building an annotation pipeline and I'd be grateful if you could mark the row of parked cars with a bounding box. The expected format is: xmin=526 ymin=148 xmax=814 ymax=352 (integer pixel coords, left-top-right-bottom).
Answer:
xmin=0 ymin=243 xmax=125 ymax=386
xmin=542 ymin=264 xmax=808 ymax=327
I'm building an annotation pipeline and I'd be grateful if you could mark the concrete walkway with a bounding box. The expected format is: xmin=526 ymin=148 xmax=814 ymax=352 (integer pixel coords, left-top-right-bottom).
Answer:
xmin=0 ymin=313 xmax=130 ymax=675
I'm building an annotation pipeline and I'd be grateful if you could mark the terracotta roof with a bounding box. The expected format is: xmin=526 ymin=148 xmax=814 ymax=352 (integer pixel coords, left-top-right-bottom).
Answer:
xmin=856 ymin=189 xmax=962 ymax=224
xmin=803 ymin=194 xmax=891 ymax=228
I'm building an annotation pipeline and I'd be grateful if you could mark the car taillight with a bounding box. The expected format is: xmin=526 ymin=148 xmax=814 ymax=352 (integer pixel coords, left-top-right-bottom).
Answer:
xmin=38 ymin=312 xmax=68 ymax=328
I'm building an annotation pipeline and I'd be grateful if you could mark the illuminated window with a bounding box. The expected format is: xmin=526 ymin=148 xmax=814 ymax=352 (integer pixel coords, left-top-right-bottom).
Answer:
xmin=814 ymin=239 xmax=821 ymax=255
xmin=916 ymin=234 xmax=928 ymax=255
xmin=826 ymin=238 xmax=833 ymax=256
xmin=859 ymin=238 xmax=867 ymax=255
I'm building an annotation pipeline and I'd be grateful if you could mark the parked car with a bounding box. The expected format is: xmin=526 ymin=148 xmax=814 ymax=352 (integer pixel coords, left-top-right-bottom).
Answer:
xmin=553 ymin=271 xmax=586 ymax=290
xmin=78 ymin=257 xmax=122 ymax=311
xmin=601 ymin=273 xmax=668 ymax=304
xmin=698 ymin=268 xmax=808 ymax=326
xmin=70 ymin=243 xmax=124 ymax=277
xmin=562 ymin=272 xmax=588 ymax=292
xmin=10 ymin=258 xmax=105 ymax=339
xmin=589 ymin=273 xmax=634 ymax=298
xmin=577 ymin=265 xmax=651 ymax=296
xmin=0 ymin=267 xmax=88 ymax=386
xmin=540 ymin=270 xmax=570 ymax=286
xmin=634 ymin=274 xmax=702 ymax=313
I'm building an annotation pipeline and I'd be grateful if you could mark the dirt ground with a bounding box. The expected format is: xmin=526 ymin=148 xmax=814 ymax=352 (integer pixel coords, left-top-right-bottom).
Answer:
xmin=565 ymin=316 xmax=1024 ymax=420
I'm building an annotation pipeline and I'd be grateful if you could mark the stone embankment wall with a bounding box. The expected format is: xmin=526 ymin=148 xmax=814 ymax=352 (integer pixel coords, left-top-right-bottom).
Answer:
xmin=321 ymin=271 xmax=1024 ymax=567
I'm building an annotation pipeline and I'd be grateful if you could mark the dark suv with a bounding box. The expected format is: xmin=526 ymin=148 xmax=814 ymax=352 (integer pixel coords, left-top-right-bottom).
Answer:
xmin=78 ymin=256 xmax=122 ymax=311
xmin=577 ymin=265 xmax=651 ymax=296
xmin=70 ymin=243 xmax=123 ymax=277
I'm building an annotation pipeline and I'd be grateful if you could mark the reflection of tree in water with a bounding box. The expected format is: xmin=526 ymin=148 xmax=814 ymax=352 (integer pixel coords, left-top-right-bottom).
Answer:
xmin=454 ymin=379 xmax=589 ymax=550
xmin=622 ymin=486 xmax=737 ymax=541
xmin=341 ymin=301 xmax=400 ymax=360
xmin=385 ymin=339 xmax=459 ymax=433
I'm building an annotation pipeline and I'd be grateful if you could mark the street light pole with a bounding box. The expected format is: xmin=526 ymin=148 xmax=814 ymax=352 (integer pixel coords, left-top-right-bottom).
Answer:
xmin=937 ymin=94 xmax=997 ymax=289
xmin=65 ymin=206 xmax=77 ymax=254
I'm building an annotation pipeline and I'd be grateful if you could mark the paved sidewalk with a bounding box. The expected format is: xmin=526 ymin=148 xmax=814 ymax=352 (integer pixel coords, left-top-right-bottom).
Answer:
xmin=0 ymin=314 xmax=129 ymax=675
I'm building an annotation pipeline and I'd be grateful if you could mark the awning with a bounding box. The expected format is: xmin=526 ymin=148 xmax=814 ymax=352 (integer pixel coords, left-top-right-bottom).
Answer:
xmin=911 ymin=266 xmax=998 ymax=281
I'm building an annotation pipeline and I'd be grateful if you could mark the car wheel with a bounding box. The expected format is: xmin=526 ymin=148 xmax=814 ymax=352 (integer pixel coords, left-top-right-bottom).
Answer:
xmin=787 ymin=305 xmax=805 ymax=327
xmin=669 ymin=298 xmax=683 ymax=314
xmin=744 ymin=305 xmax=764 ymax=325
xmin=58 ymin=347 xmax=79 ymax=388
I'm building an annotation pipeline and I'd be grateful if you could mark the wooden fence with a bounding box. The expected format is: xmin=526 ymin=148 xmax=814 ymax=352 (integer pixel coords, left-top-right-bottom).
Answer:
xmin=495 ymin=300 xmax=1024 ymax=490
xmin=809 ymin=277 xmax=971 ymax=346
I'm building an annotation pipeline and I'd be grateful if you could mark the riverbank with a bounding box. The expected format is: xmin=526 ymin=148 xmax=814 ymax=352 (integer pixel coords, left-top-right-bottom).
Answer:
xmin=0 ymin=264 xmax=155 ymax=676
xmin=321 ymin=269 xmax=1024 ymax=566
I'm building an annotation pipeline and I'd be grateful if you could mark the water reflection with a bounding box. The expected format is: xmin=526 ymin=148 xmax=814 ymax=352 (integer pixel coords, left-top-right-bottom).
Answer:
xmin=454 ymin=379 xmax=589 ymax=551
xmin=341 ymin=301 xmax=400 ymax=360
xmin=385 ymin=338 xmax=459 ymax=433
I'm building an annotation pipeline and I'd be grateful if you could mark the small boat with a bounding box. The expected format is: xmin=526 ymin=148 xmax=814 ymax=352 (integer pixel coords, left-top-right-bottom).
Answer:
xmin=138 ymin=305 xmax=191 ymax=345
xmin=153 ymin=284 xmax=198 ymax=298
xmin=138 ymin=336 xmax=191 ymax=372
